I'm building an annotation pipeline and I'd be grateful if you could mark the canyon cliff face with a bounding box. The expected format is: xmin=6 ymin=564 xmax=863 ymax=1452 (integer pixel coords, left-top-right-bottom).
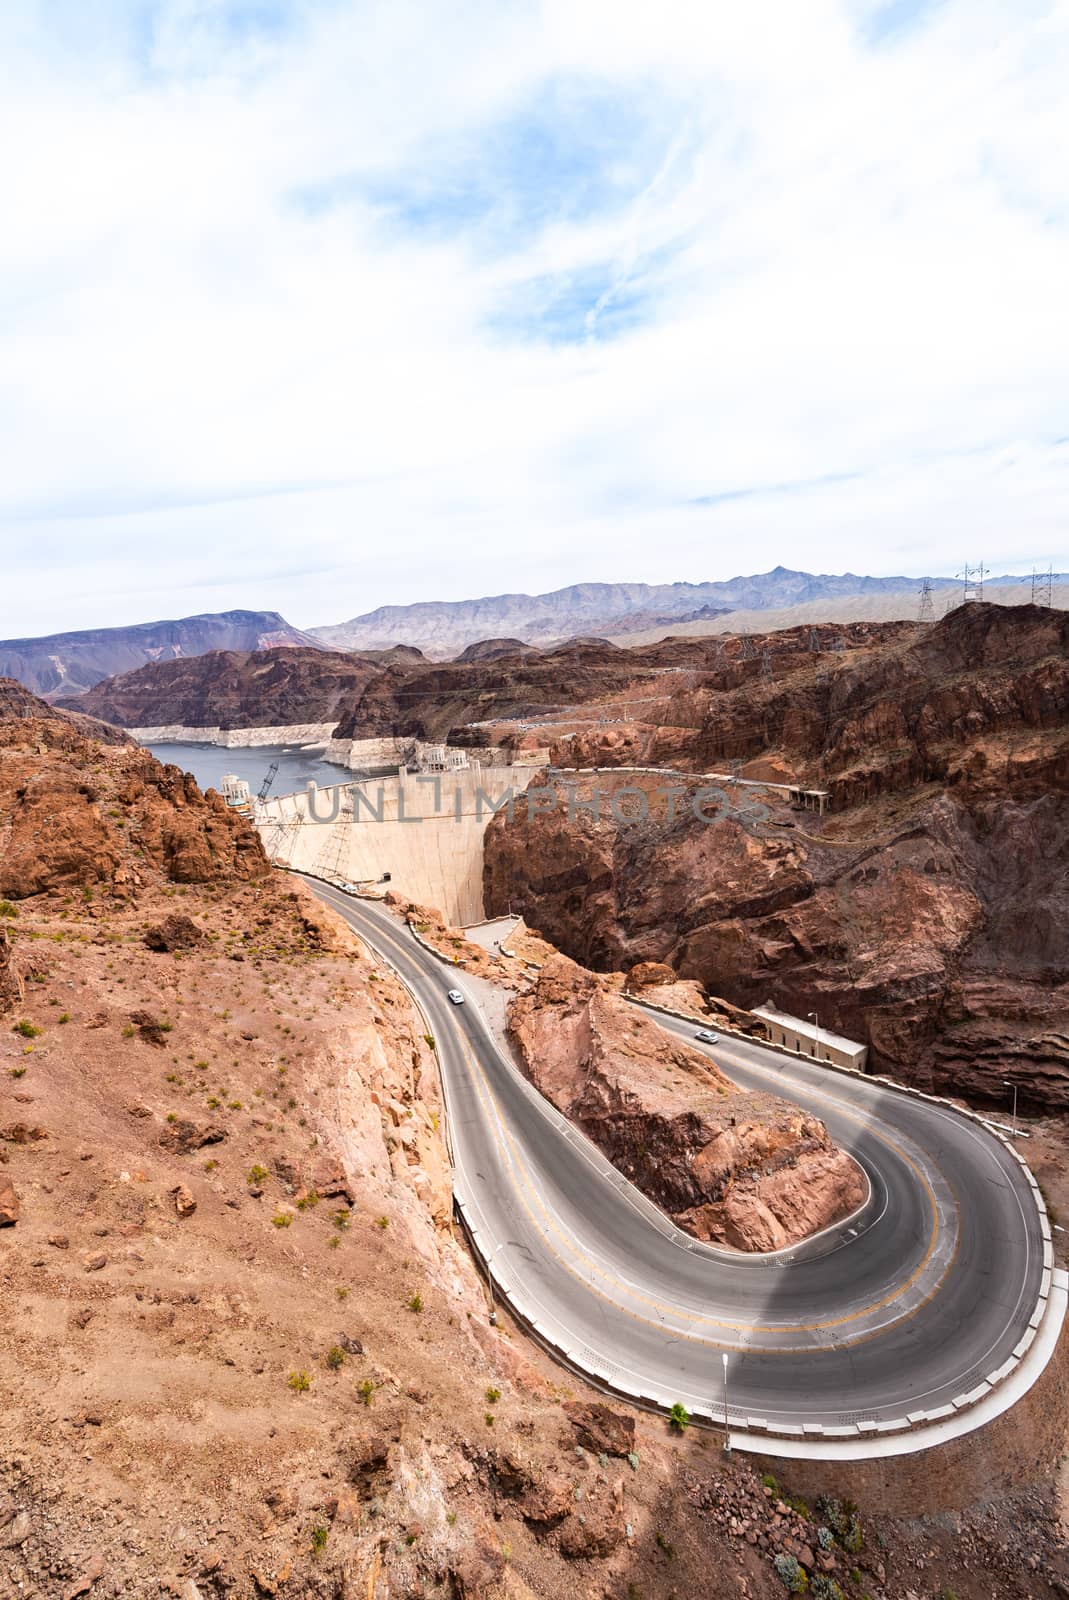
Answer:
xmin=507 ymin=953 xmax=866 ymax=1251
xmin=60 ymin=645 xmax=387 ymax=730
xmin=486 ymin=605 xmax=1069 ymax=1109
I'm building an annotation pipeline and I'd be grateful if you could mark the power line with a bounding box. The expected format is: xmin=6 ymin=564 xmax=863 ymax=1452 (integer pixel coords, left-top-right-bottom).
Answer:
xmin=917 ymin=577 xmax=934 ymax=626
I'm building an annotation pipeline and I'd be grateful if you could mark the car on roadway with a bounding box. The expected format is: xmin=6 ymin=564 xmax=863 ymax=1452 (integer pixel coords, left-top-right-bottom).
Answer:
xmin=695 ymin=1028 xmax=719 ymax=1044
xmin=447 ymin=989 xmax=466 ymax=1005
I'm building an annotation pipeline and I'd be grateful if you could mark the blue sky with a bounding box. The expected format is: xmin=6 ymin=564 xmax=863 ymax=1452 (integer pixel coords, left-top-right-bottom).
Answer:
xmin=0 ymin=0 xmax=1067 ymax=635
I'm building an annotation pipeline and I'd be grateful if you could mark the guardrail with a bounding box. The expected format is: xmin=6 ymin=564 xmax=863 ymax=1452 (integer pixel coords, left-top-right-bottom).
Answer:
xmin=301 ymin=870 xmax=1058 ymax=1451
xmin=621 ymin=993 xmax=1057 ymax=1440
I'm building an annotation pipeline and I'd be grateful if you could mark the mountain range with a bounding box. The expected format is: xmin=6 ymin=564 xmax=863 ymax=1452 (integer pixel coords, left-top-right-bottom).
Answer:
xmin=0 ymin=609 xmax=322 ymax=698
xmin=2 ymin=569 xmax=1063 ymax=695
xmin=309 ymin=567 xmax=965 ymax=655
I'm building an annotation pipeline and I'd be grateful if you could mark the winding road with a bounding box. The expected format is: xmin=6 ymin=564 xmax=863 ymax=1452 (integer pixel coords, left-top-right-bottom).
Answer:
xmin=307 ymin=876 xmax=1049 ymax=1438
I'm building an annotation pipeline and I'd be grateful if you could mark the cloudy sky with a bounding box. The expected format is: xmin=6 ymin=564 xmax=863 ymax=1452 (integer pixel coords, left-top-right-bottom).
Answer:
xmin=2 ymin=0 xmax=1067 ymax=637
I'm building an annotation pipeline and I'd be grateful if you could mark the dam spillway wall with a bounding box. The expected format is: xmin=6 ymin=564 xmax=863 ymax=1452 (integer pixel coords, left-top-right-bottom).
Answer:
xmin=257 ymin=763 xmax=542 ymax=927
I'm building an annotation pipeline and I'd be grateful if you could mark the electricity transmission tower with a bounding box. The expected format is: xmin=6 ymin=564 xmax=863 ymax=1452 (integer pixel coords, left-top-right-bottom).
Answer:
xmin=760 ymin=651 xmax=773 ymax=679
xmin=1032 ymin=564 xmax=1053 ymax=608
xmin=917 ymin=578 xmax=935 ymax=625
xmin=957 ymin=561 xmax=988 ymax=604
xmin=740 ymin=635 xmax=756 ymax=660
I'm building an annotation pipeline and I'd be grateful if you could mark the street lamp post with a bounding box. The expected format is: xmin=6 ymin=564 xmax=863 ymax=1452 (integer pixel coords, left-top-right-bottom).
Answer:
xmin=722 ymin=1352 xmax=731 ymax=1453
xmin=1003 ymin=1079 xmax=1019 ymax=1137
xmin=808 ymin=1011 xmax=820 ymax=1061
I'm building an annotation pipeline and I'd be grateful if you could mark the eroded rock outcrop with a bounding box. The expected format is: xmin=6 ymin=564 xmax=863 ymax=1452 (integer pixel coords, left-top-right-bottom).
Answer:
xmin=508 ymin=953 xmax=866 ymax=1250
xmin=0 ymin=679 xmax=267 ymax=898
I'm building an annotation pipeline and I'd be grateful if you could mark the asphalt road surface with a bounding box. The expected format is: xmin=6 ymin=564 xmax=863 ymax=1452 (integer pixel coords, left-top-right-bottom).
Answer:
xmin=307 ymin=877 xmax=1043 ymax=1429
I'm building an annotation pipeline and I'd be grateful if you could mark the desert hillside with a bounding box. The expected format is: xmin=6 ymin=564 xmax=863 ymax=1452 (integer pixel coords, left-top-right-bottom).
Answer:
xmin=2 ymin=687 xmax=1068 ymax=1598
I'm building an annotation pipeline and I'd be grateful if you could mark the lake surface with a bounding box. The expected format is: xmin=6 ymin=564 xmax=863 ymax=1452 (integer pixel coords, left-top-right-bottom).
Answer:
xmin=144 ymin=741 xmax=349 ymax=798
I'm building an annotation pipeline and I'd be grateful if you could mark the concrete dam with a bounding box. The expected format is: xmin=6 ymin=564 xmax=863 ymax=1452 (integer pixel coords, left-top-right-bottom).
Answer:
xmin=256 ymin=762 xmax=544 ymax=927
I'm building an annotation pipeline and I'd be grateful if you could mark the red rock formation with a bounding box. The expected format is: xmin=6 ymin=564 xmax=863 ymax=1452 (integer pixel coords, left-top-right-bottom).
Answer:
xmin=486 ymin=606 xmax=1069 ymax=1108
xmin=507 ymin=953 xmax=866 ymax=1251
xmin=64 ymin=646 xmax=383 ymax=729
xmin=0 ymin=926 xmax=24 ymax=1015
xmin=0 ymin=678 xmax=267 ymax=899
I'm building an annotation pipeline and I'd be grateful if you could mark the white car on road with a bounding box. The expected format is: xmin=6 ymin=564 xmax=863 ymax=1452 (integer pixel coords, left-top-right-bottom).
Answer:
xmin=695 ymin=1028 xmax=719 ymax=1044
xmin=447 ymin=989 xmax=466 ymax=1005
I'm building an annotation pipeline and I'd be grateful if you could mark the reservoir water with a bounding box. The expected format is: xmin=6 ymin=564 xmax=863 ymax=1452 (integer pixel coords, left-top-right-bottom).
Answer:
xmin=144 ymin=741 xmax=348 ymax=799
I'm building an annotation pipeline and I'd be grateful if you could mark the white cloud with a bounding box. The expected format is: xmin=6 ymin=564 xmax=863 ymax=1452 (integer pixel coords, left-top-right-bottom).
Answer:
xmin=0 ymin=0 xmax=1066 ymax=636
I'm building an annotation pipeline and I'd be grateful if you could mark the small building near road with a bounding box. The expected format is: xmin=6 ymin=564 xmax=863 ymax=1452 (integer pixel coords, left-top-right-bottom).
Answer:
xmin=752 ymin=1003 xmax=868 ymax=1073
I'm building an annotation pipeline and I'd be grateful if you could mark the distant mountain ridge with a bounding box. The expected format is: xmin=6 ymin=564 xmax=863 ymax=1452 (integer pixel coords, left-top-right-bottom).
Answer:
xmin=0 ymin=609 xmax=323 ymax=698
xmin=309 ymin=567 xmax=979 ymax=657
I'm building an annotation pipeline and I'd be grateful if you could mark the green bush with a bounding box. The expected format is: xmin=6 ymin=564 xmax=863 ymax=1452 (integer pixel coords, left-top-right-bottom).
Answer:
xmin=12 ymin=1019 xmax=41 ymax=1039
xmin=287 ymin=1370 xmax=311 ymax=1392
xmin=668 ymin=1401 xmax=690 ymax=1432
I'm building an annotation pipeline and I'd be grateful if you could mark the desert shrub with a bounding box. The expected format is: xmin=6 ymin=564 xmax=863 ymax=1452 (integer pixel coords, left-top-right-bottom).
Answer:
xmin=811 ymin=1580 xmax=844 ymax=1600
xmin=486 ymin=1387 xmax=501 ymax=1404
xmin=815 ymin=1495 xmax=861 ymax=1552
xmin=773 ymin=1553 xmax=808 ymax=1592
xmin=272 ymin=1212 xmax=294 ymax=1228
xmin=248 ymin=1164 xmax=269 ymax=1185
xmin=287 ymin=1370 xmax=311 ymax=1392
xmin=406 ymin=1291 xmax=423 ymax=1313
xmin=13 ymin=1020 xmax=41 ymax=1038
xmin=325 ymin=1345 xmax=346 ymax=1371
xmin=0 ymin=900 xmax=18 ymax=917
